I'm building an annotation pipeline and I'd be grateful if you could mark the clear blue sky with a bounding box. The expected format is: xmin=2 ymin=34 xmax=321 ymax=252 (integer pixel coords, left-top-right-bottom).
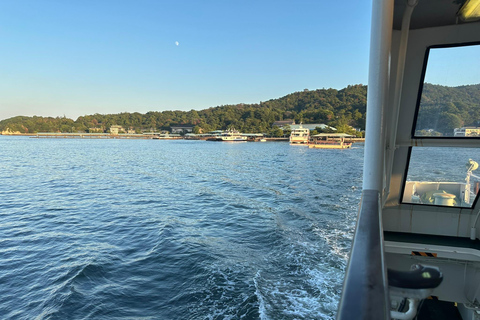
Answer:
xmin=424 ymin=45 xmax=480 ymax=87
xmin=0 ymin=0 xmax=372 ymax=121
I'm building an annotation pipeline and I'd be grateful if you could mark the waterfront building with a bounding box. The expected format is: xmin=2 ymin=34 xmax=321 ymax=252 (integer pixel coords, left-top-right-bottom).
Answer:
xmin=171 ymin=125 xmax=194 ymax=134
xmin=110 ymin=125 xmax=124 ymax=135
xmin=454 ymin=127 xmax=480 ymax=137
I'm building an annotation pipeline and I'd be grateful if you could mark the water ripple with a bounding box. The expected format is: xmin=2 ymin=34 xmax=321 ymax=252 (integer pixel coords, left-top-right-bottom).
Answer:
xmin=0 ymin=137 xmax=364 ymax=319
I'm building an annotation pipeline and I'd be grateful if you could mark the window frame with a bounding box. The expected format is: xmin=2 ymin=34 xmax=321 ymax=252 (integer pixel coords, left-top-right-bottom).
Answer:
xmin=401 ymin=41 xmax=480 ymax=208
xmin=400 ymin=146 xmax=480 ymax=208
xmin=411 ymin=41 xmax=480 ymax=139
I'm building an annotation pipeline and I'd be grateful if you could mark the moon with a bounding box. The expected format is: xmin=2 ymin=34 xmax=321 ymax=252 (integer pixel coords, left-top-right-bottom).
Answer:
xmin=175 ymin=41 xmax=179 ymax=46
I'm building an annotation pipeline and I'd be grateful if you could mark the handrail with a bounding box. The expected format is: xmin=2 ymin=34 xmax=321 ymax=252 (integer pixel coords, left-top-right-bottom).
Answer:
xmin=336 ymin=190 xmax=390 ymax=319
xmin=336 ymin=0 xmax=393 ymax=317
xmin=397 ymin=138 xmax=480 ymax=148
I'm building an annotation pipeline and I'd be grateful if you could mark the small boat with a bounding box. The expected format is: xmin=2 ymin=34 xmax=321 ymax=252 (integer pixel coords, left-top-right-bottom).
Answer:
xmin=308 ymin=133 xmax=352 ymax=149
xmin=289 ymin=124 xmax=310 ymax=144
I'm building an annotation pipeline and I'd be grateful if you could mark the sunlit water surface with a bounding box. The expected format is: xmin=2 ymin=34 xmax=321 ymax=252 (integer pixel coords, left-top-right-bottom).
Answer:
xmin=0 ymin=137 xmax=364 ymax=319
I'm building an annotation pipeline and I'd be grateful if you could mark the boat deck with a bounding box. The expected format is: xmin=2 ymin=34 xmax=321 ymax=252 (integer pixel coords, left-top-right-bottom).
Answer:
xmin=384 ymin=231 xmax=480 ymax=251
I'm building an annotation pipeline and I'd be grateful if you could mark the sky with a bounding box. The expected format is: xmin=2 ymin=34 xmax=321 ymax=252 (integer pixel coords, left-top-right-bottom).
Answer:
xmin=0 ymin=0 xmax=372 ymax=121
xmin=424 ymin=45 xmax=480 ymax=87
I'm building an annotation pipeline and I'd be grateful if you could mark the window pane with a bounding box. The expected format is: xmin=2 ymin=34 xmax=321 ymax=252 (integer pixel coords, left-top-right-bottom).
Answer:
xmin=414 ymin=45 xmax=480 ymax=137
xmin=403 ymin=147 xmax=480 ymax=207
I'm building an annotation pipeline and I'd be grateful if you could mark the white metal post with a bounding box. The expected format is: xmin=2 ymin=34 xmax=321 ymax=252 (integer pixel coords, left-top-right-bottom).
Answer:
xmin=363 ymin=0 xmax=395 ymax=193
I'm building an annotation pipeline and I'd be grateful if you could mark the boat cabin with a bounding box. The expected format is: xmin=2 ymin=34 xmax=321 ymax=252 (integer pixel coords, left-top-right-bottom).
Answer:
xmin=309 ymin=133 xmax=353 ymax=149
xmin=337 ymin=0 xmax=480 ymax=319
xmin=289 ymin=124 xmax=310 ymax=144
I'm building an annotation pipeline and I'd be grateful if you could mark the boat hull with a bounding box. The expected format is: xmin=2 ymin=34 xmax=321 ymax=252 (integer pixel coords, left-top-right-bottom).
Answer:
xmin=289 ymin=139 xmax=309 ymax=144
xmin=219 ymin=137 xmax=247 ymax=142
xmin=308 ymin=143 xmax=352 ymax=149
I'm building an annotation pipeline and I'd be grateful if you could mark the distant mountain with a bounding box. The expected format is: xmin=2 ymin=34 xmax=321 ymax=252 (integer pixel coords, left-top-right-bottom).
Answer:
xmin=2 ymin=83 xmax=478 ymax=136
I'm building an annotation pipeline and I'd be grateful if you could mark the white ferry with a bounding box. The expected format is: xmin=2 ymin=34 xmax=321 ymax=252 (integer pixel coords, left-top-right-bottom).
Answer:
xmin=289 ymin=124 xmax=310 ymax=144
xmin=337 ymin=0 xmax=480 ymax=319
xmin=216 ymin=128 xmax=247 ymax=142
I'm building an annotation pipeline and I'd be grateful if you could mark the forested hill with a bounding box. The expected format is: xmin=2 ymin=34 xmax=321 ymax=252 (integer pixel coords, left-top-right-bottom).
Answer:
xmin=1 ymin=83 xmax=478 ymax=135
xmin=415 ymin=83 xmax=480 ymax=135
xmin=0 ymin=85 xmax=367 ymax=135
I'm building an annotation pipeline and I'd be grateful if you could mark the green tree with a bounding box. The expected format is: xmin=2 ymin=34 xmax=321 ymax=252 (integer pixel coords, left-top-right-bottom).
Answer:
xmin=282 ymin=124 xmax=291 ymax=136
xmin=269 ymin=126 xmax=284 ymax=137
xmin=193 ymin=126 xmax=202 ymax=134
xmin=437 ymin=112 xmax=463 ymax=136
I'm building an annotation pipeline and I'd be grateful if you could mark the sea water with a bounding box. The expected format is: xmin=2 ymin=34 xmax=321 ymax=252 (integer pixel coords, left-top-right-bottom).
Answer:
xmin=0 ymin=136 xmax=364 ymax=319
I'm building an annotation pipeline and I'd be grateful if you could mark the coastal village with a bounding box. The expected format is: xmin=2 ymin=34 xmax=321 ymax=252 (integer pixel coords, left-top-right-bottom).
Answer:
xmin=2 ymin=83 xmax=479 ymax=144
xmin=1 ymin=120 xmax=366 ymax=148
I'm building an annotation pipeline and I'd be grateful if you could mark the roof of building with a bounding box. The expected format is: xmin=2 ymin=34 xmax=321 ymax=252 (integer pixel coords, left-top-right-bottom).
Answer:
xmin=289 ymin=124 xmax=336 ymax=131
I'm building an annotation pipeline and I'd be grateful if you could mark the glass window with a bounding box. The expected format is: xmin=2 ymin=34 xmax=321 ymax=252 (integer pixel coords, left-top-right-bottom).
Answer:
xmin=414 ymin=44 xmax=480 ymax=137
xmin=402 ymin=147 xmax=480 ymax=208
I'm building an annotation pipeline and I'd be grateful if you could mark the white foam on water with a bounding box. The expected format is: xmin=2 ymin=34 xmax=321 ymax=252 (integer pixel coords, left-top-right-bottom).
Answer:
xmin=252 ymin=248 xmax=345 ymax=320
xmin=283 ymin=293 xmax=331 ymax=319
xmin=253 ymin=270 xmax=269 ymax=320
xmin=313 ymin=226 xmax=354 ymax=262
xmin=256 ymin=276 xmax=335 ymax=319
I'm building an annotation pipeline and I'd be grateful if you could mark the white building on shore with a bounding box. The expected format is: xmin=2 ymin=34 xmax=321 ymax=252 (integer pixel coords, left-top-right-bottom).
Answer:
xmin=454 ymin=127 xmax=480 ymax=137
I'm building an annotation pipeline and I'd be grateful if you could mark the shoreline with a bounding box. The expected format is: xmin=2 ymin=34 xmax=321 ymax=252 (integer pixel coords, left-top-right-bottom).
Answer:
xmin=0 ymin=132 xmax=365 ymax=143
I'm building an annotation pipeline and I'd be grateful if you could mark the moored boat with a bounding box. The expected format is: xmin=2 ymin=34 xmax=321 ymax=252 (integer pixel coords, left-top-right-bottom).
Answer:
xmin=215 ymin=128 xmax=247 ymax=142
xmin=289 ymin=124 xmax=310 ymax=144
xmin=308 ymin=133 xmax=352 ymax=149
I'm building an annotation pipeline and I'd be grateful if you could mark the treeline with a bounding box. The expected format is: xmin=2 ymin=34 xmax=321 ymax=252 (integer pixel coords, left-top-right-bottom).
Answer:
xmin=0 ymin=116 xmax=78 ymax=134
xmin=0 ymin=84 xmax=368 ymax=135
